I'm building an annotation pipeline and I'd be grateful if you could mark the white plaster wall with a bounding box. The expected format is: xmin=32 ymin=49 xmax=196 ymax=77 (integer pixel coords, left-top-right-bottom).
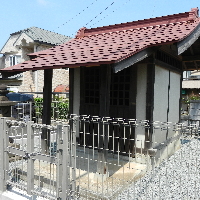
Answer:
xmin=153 ymin=66 xmax=181 ymax=146
xmin=135 ymin=64 xmax=147 ymax=148
xmin=153 ymin=66 xmax=169 ymax=146
xmin=168 ymin=71 xmax=181 ymax=138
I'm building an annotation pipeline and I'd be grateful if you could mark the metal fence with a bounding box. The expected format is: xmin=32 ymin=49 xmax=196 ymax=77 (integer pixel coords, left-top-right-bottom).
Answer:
xmin=10 ymin=92 xmax=69 ymax=123
xmin=0 ymin=116 xmax=200 ymax=199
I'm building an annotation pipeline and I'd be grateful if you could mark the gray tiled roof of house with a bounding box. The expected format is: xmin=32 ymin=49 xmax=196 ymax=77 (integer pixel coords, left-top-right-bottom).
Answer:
xmin=11 ymin=27 xmax=71 ymax=45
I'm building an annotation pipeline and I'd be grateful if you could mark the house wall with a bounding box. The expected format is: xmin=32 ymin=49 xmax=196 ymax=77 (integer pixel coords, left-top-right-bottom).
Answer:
xmin=0 ymin=56 xmax=5 ymax=69
xmin=18 ymin=69 xmax=69 ymax=93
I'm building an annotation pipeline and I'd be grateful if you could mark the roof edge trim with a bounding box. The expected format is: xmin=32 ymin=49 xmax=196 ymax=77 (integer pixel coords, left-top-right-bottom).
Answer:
xmin=177 ymin=23 xmax=200 ymax=55
xmin=113 ymin=47 xmax=157 ymax=73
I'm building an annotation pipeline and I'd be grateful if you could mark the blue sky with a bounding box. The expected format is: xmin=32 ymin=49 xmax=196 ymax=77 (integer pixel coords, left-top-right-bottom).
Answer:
xmin=0 ymin=0 xmax=199 ymax=49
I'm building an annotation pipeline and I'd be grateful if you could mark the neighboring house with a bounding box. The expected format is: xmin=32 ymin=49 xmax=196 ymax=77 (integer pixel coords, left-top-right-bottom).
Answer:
xmin=182 ymin=71 xmax=200 ymax=97
xmin=0 ymin=27 xmax=71 ymax=92
xmin=1 ymin=8 xmax=200 ymax=159
xmin=181 ymin=71 xmax=200 ymax=116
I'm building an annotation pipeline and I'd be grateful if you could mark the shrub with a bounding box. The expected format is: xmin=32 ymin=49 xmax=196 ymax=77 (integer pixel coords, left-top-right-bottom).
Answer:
xmin=34 ymin=96 xmax=69 ymax=120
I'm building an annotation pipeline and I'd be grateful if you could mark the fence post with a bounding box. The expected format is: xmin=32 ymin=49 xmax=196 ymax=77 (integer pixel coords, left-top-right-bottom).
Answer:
xmin=27 ymin=121 xmax=34 ymax=195
xmin=0 ymin=118 xmax=9 ymax=192
xmin=61 ymin=125 xmax=70 ymax=199
xmin=71 ymin=115 xmax=78 ymax=198
xmin=97 ymin=119 xmax=108 ymax=175
xmin=56 ymin=124 xmax=63 ymax=198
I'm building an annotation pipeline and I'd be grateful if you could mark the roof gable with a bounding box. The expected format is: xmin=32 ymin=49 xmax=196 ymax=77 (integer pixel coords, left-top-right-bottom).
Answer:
xmin=11 ymin=27 xmax=71 ymax=46
xmin=0 ymin=33 xmax=21 ymax=54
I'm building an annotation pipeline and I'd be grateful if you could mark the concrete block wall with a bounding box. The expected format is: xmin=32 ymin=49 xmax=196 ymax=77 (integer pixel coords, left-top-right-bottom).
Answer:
xmin=18 ymin=69 xmax=69 ymax=93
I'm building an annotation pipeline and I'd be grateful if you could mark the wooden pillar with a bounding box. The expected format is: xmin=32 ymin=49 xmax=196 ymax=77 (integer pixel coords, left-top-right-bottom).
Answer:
xmin=42 ymin=69 xmax=53 ymax=125
xmin=69 ymin=68 xmax=74 ymax=115
xmin=97 ymin=65 xmax=111 ymax=175
xmin=99 ymin=65 xmax=111 ymax=117
xmin=42 ymin=69 xmax=53 ymax=153
xmin=145 ymin=63 xmax=155 ymax=149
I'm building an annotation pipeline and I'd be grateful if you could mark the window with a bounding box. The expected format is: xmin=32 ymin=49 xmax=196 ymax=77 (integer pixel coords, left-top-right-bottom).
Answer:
xmin=9 ymin=55 xmax=21 ymax=66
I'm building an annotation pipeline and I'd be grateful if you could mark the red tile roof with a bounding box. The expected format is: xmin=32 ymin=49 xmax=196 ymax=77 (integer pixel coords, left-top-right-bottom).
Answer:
xmin=2 ymin=8 xmax=200 ymax=72
xmin=53 ymin=84 xmax=69 ymax=92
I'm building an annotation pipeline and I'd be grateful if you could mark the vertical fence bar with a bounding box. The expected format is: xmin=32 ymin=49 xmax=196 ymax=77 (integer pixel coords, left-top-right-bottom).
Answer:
xmin=97 ymin=120 xmax=107 ymax=174
xmin=56 ymin=124 xmax=63 ymax=198
xmin=27 ymin=121 xmax=34 ymax=195
xmin=0 ymin=118 xmax=9 ymax=192
xmin=71 ymin=115 xmax=77 ymax=198
xmin=62 ymin=125 xmax=70 ymax=199
xmin=4 ymin=118 xmax=9 ymax=192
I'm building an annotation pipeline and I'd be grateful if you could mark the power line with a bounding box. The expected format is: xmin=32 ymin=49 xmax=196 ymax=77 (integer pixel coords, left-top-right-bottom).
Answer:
xmin=84 ymin=1 xmax=115 ymax=27
xmin=53 ymin=0 xmax=99 ymax=31
xmin=90 ymin=0 xmax=131 ymax=28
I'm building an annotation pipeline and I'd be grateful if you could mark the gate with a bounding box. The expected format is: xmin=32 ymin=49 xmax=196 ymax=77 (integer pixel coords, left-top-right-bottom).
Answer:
xmin=0 ymin=117 xmax=77 ymax=199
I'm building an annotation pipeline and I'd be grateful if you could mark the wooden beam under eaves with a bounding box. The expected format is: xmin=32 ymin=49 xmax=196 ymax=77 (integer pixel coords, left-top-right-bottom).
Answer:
xmin=182 ymin=55 xmax=200 ymax=62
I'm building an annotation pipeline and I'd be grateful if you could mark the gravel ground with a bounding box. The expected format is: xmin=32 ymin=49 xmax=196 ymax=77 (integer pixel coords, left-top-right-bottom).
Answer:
xmin=117 ymin=137 xmax=200 ymax=200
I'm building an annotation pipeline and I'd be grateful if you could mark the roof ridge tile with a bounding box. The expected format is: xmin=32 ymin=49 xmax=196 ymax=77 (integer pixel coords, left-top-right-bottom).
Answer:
xmin=75 ymin=8 xmax=199 ymax=38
